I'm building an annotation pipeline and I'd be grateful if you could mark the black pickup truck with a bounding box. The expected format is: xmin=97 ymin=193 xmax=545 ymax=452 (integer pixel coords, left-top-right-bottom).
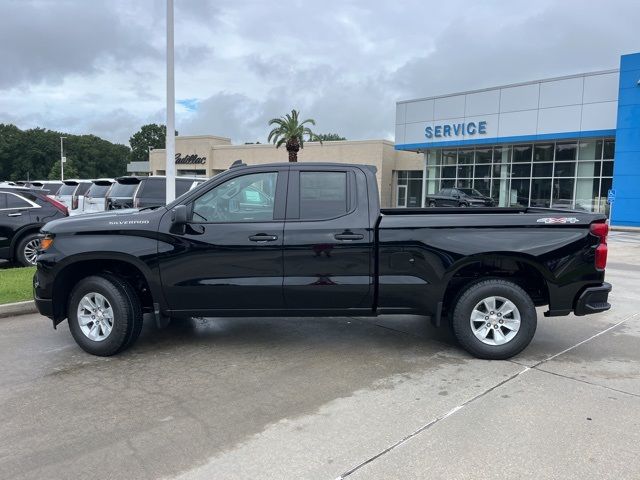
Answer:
xmin=33 ymin=162 xmax=611 ymax=359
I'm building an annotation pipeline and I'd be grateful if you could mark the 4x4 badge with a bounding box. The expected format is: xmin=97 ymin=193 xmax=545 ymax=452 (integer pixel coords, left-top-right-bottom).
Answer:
xmin=536 ymin=217 xmax=580 ymax=224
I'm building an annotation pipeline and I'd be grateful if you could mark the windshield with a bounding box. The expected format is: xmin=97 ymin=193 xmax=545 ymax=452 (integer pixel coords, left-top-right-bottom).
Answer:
xmin=109 ymin=182 xmax=139 ymax=198
xmin=86 ymin=183 xmax=112 ymax=198
xmin=58 ymin=184 xmax=78 ymax=196
xmin=458 ymin=188 xmax=483 ymax=197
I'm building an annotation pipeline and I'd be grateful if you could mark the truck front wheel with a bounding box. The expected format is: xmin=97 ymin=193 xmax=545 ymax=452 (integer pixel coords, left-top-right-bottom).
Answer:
xmin=451 ymin=279 xmax=537 ymax=360
xmin=67 ymin=274 xmax=143 ymax=356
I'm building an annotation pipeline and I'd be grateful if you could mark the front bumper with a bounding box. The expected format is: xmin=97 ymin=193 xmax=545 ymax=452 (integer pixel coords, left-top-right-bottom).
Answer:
xmin=33 ymin=270 xmax=55 ymax=321
xmin=574 ymin=282 xmax=612 ymax=316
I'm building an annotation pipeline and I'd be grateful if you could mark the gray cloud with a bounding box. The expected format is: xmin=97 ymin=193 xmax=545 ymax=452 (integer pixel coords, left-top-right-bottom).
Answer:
xmin=1 ymin=0 xmax=639 ymax=146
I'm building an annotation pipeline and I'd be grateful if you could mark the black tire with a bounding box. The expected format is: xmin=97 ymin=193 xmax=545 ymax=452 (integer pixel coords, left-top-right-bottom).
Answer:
xmin=429 ymin=201 xmax=436 ymax=208
xmin=15 ymin=232 xmax=41 ymax=266
xmin=451 ymin=279 xmax=537 ymax=360
xmin=68 ymin=274 xmax=143 ymax=356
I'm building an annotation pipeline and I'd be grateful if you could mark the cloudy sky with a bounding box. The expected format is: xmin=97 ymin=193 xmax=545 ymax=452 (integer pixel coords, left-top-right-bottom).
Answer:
xmin=1 ymin=0 xmax=639 ymax=146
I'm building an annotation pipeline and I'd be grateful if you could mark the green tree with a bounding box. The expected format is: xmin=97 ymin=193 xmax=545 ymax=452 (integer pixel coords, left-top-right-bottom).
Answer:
xmin=48 ymin=159 xmax=79 ymax=180
xmin=0 ymin=124 xmax=130 ymax=181
xmin=316 ymin=133 xmax=346 ymax=141
xmin=267 ymin=110 xmax=322 ymax=162
xmin=129 ymin=124 xmax=178 ymax=164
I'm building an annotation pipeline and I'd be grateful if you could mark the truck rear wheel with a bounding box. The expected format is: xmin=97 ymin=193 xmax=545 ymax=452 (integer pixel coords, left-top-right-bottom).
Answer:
xmin=67 ymin=274 xmax=143 ymax=356
xmin=451 ymin=279 xmax=537 ymax=360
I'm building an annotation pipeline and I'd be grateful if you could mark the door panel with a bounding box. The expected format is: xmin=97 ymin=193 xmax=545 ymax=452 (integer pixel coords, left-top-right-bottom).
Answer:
xmin=282 ymin=168 xmax=374 ymax=311
xmin=157 ymin=169 xmax=287 ymax=313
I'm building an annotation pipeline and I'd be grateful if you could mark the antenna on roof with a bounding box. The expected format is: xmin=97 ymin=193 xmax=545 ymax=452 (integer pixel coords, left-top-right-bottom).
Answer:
xmin=230 ymin=159 xmax=246 ymax=168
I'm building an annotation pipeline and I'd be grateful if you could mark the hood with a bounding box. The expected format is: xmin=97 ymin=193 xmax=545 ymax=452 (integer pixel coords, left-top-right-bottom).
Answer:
xmin=42 ymin=207 xmax=165 ymax=234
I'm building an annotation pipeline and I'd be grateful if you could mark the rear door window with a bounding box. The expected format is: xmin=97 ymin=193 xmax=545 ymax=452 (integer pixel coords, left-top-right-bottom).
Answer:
xmin=138 ymin=179 xmax=164 ymax=199
xmin=58 ymin=184 xmax=78 ymax=196
xmin=109 ymin=182 xmax=139 ymax=198
xmin=299 ymin=171 xmax=348 ymax=220
xmin=6 ymin=193 xmax=32 ymax=209
xmin=87 ymin=183 xmax=112 ymax=198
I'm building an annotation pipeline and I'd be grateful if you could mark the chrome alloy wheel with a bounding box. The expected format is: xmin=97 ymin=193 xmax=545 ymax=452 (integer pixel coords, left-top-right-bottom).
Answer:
xmin=77 ymin=293 xmax=114 ymax=342
xmin=23 ymin=238 xmax=41 ymax=265
xmin=470 ymin=296 xmax=521 ymax=346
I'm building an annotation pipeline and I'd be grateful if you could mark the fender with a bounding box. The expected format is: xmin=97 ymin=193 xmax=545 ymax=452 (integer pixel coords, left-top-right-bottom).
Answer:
xmin=8 ymin=223 xmax=44 ymax=258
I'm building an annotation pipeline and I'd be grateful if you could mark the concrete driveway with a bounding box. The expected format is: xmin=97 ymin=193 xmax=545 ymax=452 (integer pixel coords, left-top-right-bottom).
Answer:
xmin=0 ymin=233 xmax=638 ymax=480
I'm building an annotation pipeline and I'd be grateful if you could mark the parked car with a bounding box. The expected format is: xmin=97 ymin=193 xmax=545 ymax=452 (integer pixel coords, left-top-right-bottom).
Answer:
xmin=106 ymin=176 xmax=204 ymax=210
xmin=0 ymin=186 xmax=68 ymax=266
xmin=83 ymin=179 xmax=114 ymax=214
xmin=34 ymin=162 xmax=610 ymax=359
xmin=28 ymin=180 xmax=64 ymax=197
xmin=55 ymin=180 xmax=92 ymax=215
xmin=425 ymin=187 xmax=495 ymax=207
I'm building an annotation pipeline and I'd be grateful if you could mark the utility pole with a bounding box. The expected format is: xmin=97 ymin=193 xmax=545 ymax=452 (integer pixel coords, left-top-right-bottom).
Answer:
xmin=60 ymin=136 xmax=67 ymax=181
xmin=165 ymin=0 xmax=176 ymax=202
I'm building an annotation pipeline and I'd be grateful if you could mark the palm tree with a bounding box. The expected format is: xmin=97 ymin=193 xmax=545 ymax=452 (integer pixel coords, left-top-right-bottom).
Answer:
xmin=267 ymin=109 xmax=322 ymax=162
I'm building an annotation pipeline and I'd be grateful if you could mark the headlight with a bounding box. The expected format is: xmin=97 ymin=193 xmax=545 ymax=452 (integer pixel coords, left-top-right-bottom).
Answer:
xmin=40 ymin=234 xmax=55 ymax=251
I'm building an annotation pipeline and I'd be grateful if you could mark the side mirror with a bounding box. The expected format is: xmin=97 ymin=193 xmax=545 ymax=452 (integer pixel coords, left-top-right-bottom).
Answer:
xmin=170 ymin=205 xmax=188 ymax=234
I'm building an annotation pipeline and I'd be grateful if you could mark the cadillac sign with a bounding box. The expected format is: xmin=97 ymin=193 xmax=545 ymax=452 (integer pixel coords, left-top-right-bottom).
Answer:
xmin=175 ymin=153 xmax=206 ymax=165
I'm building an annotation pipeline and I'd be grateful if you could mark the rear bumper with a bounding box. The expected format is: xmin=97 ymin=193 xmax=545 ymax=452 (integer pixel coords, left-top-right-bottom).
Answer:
xmin=574 ymin=282 xmax=612 ymax=316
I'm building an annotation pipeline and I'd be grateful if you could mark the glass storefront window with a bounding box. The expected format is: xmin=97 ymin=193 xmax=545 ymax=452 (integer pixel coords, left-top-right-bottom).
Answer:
xmin=575 ymin=178 xmax=600 ymax=212
xmin=552 ymin=178 xmax=574 ymax=208
xmin=512 ymin=163 xmax=532 ymax=178
xmin=577 ymin=161 xmax=601 ymax=177
xmin=531 ymin=179 xmax=552 ymax=207
xmin=396 ymin=170 xmax=423 ymax=207
xmin=554 ymin=161 xmax=576 ymax=177
xmin=475 ymin=148 xmax=492 ymax=163
xmin=442 ymin=166 xmax=456 ymax=178
xmin=603 ymin=140 xmax=615 ymax=159
xmin=442 ymin=150 xmax=457 ymax=165
xmin=533 ymin=143 xmax=554 ymax=162
xmin=457 ymin=165 xmax=472 ymax=178
xmin=578 ymin=140 xmax=603 ymax=161
xmin=513 ymin=145 xmax=533 ymax=162
xmin=407 ymin=138 xmax=614 ymax=214
xmin=458 ymin=149 xmax=474 ymax=164
xmin=510 ymin=179 xmax=531 ymax=207
xmin=555 ymin=142 xmax=577 ymax=161
xmin=474 ymin=165 xmax=491 ymax=180
xmin=532 ymin=162 xmax=553 ymax=177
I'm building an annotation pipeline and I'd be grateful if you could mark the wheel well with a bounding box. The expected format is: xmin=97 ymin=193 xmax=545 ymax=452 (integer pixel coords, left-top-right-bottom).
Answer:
xmin=52 ymin=259 xmax=154 ymax=320
xmin=11 ymin=227 xmax=41 ymax=259
xmin=442 ymin=257 xmax=549 ymax=318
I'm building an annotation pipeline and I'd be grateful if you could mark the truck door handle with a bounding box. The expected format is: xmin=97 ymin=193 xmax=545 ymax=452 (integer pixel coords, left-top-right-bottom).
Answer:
xmin=249 ymin=234 xmax=278 ymax=242
xmin=7 ymin=212 xmax=22 ymax=217
xmin=334 ymin=232 xmax=364 ymax=241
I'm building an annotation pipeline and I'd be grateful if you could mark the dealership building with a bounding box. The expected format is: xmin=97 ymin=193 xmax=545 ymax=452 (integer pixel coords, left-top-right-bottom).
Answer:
xmin=395 ymin=52 xmax=640 ymax=227
xmin=130 ymin=52 xmax=639 ymax=225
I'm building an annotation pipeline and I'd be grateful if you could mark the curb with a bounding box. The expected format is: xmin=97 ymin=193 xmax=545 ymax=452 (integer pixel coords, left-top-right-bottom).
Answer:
xmin=0 ymin=300 xmax=38 ymax=318
xmin=611 ymin=226 xmax=640 ymax=233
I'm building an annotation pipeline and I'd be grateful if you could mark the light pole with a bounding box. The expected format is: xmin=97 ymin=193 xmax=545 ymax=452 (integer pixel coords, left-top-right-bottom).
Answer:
xmin=165 ymin=0 xmax=176 ymax=202
xmin=148 ymin=146 xmax=154 ymax=176
xmin=60 ymin=136 xmax=66 ymax=181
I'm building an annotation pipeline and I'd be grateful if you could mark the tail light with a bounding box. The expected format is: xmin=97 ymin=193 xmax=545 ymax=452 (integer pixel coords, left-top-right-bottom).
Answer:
xmin=590 ymin=222 xmax=608 ymax=271
xmin=42 ymin=195 xmax=69 ymax=216
xmin=72 ymin=195 xmax=78 ymax=210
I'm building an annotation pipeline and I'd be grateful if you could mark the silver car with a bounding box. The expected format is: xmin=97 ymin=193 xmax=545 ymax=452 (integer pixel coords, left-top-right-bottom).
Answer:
xmin=83 ymin=179 xmax=114 ymax=214
xmin=55 ymin=179 xmax=92 ymax=215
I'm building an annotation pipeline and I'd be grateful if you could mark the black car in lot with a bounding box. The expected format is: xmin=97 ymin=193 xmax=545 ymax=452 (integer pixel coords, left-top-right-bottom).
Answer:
xmin=106 ymin=176 xmax=204 ymax=210
xmin=34 ymin=162 xmax=610 ymax=360
xmin=0 ymin=186 xmax=68 ymax=266
xmin=425 ymin=187 xmax=495 ymax=207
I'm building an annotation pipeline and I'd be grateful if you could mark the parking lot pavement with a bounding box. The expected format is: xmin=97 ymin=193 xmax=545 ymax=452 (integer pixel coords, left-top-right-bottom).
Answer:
xmin=0 ymin=237 xmax=639 ymax=480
